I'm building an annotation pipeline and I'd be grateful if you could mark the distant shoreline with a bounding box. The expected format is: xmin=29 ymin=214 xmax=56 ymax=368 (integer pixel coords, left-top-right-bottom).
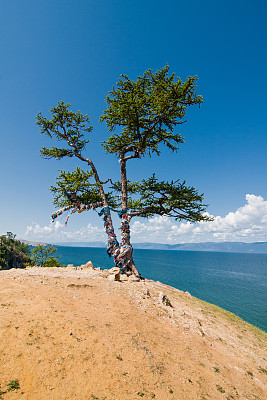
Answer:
xmin=22 ymin=239 xmax=267 ymax=254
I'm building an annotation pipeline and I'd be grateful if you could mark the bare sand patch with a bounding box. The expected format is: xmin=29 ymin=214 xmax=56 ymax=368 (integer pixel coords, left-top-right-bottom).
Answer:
xmin=0 ymin=267 xmax=266 ymax=399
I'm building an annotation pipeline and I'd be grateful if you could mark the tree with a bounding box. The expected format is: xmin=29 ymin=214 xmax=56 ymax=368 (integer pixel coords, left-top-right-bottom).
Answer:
xmin=6 ymin=232 xmax=16 ymax=240
xmin=37 ymin=65 xmax=212 ymax=278
xmin=0 ymin=237 xmax=6 ymax=269
xmin=31 ymin=244 xmax=64 ymax=268
xmin=0 ymin=233 xmax=32 ymax=270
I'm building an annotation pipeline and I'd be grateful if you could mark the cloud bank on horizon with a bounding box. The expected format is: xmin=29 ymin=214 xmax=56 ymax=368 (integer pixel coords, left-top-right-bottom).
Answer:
xmin=25 ymin=194 xmax=267 ymax=244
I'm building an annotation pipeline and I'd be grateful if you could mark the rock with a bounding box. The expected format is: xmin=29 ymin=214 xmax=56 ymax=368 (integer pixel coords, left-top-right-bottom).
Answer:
xmin=102 ymin=270 xmax=110 ymax=278
xmin=67 ymin=264 xmax=75 ymax=268
xmin=109 ymin=267 xmax=120 ymax=275
xmin=114 ymin=273 xmax=121 ymax=281
xmin=84 ymin=261 xmax=94 ymax=269
xmin=75 ymin=265 xmax=84 ymax=270
xmin=128 ymin=275 xmax=140 ymax=282
xmin=142 ymin=289 xmax=151 ymax=298
xmin=159 ymin=292 xmax=173 ymax=307
xmin=120 ymin=274 xmax=128 ymax=282
xmin=75 ymin=261 xmax=94 ymax=270
xmin=106 ymin=267 xmax=121 ymax=281
xmin=107 ymin=272 xmax=121 ymax=281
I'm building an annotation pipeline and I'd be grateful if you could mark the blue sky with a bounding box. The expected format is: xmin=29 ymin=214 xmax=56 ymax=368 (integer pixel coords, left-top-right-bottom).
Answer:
xmin=1 ymin=0 xmax=267 ymax=244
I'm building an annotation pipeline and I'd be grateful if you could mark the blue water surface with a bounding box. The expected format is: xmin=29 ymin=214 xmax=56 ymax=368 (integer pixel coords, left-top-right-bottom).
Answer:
xmin=56 ymin=246 xmax=267 ymax=332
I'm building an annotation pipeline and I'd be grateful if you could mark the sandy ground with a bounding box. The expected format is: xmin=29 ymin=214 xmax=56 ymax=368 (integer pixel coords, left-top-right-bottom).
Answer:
xmin=0 ymin=266 xmax=267 ymax=400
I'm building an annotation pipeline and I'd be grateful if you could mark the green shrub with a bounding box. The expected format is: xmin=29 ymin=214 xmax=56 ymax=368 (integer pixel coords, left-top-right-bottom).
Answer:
xmin=31 ymin=244 xmax=65 ymax=267
xmin=0 ymin=233 xmax=32 ymax=270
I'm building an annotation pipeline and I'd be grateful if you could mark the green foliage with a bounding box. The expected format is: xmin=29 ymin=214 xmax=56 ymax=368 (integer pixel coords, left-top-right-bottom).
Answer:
xmin=0 ymin=233 xmax=32 ymax=270
xmin=50 ymin=167 xmax=118 ymax=209
xmin=37 ymin=66 xmax=210 ymax=236
xmin=111 ymin=174 xmax=211 ymax=222
xmin=216 ymin=385 xmax=225 ymax=394
xmin=90 ymin=396 xmax=107 ymax=400
xmin=36 ymin=101 xmax=92 ymax=160
xmin=42 ymin=257 xmax=65 ymax=268
xmin=51 ymin=167 xmax=101 ymax=207
xmin=100 ymin=65 xmax=203 ymax=157
xmin=0 ymin=379 xmax=20 ymax=398
xmin=0 ymin=239 xmax=6 ymax=269
xmin=162 ymin=295 xmax=173 ymax=307
xmin=6 ymin=380 xmax=20 ymax=391
xmin=6 ymin=232 xmax=16 ymax=240
xmin=31 ymin=244 xmax=64 ymax=268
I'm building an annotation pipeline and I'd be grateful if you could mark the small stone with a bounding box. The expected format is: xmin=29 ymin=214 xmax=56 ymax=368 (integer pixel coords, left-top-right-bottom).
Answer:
xmin=107 ymin=273 xmax=121 ymax=281
xmin=102 ymin=270 xmax=110 ymax=278
xmin=143 ymin=289 xmax=150 ymax=298
xmin=69 ymin=331 xmax=73 ymax=335
xmin=109 ymin=267 xmax=120 ymax=275
xmin=114 ymin=273 xmax=121 ymax=281
xmin=120 ymin=274 xmax=128 ymax=282
xmin=84 ymin=261 xmax=94 ymax=269
xmin=128 ymin=275 xmax=140 ymax=282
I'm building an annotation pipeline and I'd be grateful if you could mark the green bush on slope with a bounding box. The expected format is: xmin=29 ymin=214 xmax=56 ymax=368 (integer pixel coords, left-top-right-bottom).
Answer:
xmin=0 ymin=233 xmax=32 ymax=270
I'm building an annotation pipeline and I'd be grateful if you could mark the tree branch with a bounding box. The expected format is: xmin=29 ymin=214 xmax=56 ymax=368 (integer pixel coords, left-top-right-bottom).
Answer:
xmin=51 ymin=201 xmax=103 ymax=223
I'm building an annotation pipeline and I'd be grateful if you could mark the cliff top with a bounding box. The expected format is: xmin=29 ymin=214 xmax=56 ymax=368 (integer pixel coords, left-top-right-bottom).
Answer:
xmin=0 ymin=266 xmax=266 ymax=399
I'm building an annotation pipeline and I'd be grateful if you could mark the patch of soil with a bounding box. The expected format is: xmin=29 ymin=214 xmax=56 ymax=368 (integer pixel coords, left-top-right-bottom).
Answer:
xmin=0 ymin=267 xmax=266 ymax=399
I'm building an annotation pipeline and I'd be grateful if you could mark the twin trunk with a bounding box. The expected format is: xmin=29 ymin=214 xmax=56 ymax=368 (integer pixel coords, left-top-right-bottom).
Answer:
xmin=100 ymin=207 xmax=142 ymax=279
xmin=85 ymin=152 xmax=142 ymax=278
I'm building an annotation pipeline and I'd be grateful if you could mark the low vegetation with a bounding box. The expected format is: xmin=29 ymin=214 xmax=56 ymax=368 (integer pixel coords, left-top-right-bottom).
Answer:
xmin=0 ymin=233 xmax=32 ymax=270
xmin=0 ymin=233 xmax=64 ymax=270
xmin=0 ymin=379 xmax=20 ymax=399
xmin=30 ymin=244 xmax=65 ymax=268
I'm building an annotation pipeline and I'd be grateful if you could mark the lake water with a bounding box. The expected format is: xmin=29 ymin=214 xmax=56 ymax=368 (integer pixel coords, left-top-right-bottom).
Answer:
xmin=55 ymin=246 xmax=267 ymax=333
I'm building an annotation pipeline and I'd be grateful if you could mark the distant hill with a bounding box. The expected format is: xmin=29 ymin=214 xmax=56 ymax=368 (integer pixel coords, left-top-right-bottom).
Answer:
xmin=54 ymin=241 xmax=106 ymax=248
xmin=54 ymin=241 xmax=267 ymax=254
xmin=21 ymin=240 xmax=49 ymax=246
xmin=133 ymin=241 xmax=267 ymax=253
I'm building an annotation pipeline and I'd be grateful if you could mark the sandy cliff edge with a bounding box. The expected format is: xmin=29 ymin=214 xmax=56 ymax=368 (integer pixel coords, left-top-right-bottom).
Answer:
xmin=0 ymin=266 xmax=266 ymax=400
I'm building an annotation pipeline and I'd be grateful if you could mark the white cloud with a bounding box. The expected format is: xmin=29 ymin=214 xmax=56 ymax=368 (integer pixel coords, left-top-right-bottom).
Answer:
xmin=24 ymin=194 xmax=267 ymax=244
xmin=25 ymin=221 xmax=105 ymax=242
xmin=130 ymin=194 xmax=267 ymax=243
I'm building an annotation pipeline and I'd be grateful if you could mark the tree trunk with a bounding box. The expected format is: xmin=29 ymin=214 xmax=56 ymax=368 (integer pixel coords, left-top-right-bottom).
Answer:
xmin=116 ymin=211 xmax=143 ymax=279
xmin=117 ymin=155 xmax=143 ymax=279
xmin=120 ymin=157 xmax=128 ymax=210
xmin=99 ymin=206 xmax=120 ymax=260
xmin=99 ymin=207 xmax=142 ymax=278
